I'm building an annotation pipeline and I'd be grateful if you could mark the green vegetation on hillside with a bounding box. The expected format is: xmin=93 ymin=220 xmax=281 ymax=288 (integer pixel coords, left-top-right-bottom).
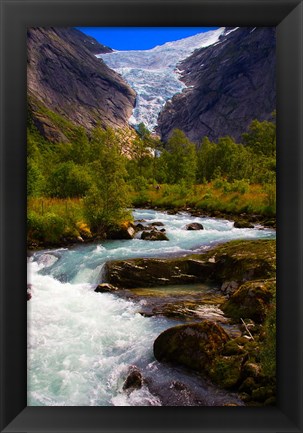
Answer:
xmin=27 ymin=105 xmax=276 ymax=246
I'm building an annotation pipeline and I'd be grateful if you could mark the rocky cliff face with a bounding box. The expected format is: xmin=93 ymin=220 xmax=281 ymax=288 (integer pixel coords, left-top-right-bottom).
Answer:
xmin=27 ymin=27 xmax=136 ymax=141
xmin=157 ymin=27 xmax=276 ymax=143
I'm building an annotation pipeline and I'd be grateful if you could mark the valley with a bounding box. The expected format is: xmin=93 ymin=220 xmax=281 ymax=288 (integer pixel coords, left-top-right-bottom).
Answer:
xmin=27 ymin=26 xmax=276 ymax=407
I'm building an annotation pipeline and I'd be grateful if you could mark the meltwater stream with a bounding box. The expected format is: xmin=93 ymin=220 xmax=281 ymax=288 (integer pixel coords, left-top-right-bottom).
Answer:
xmin=27 ymin=209 xmax=275 ymax=406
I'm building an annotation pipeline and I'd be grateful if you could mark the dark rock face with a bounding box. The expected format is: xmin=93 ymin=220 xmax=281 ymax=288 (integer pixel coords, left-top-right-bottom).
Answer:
xmin=157 ymin=27 xmax=276 ymax=143
xmin=104 ymin=239 xmax=276 ymax=289
xmin=153 ymin=321 xmax=229 ymax=373
xmin=27 ymin=27 xmax=136 ymax=140
xmin=104 ymin=257 xmax=213 ymax=288
xmin=222 ymin=279 xmax=274 ymax=322
xmin=141 ymin=230 xmax=169 ymax=241
xmin=94 ymin=283 xmax=119 ymax=293
xmin=186 ymin=222 xmax=204 ymax=230
xmin=109 ymin=225 xmax=135 ymax=240
xmin=122 ymin=366 xmax=143 ymax=392
xmin=234 ymin=220 xmax=254 ymax=229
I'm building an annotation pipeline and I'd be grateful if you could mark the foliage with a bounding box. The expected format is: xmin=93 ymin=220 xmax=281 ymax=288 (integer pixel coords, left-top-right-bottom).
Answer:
xmin=46 ymin=161 xmax=92 ymax=198
xmin=260 ymin=292 xmax=276 ymax=378
xmin=162 ymin=129 xmax=197 ymax=185
xmin=27 ymin=111 xmax=276 ymax=245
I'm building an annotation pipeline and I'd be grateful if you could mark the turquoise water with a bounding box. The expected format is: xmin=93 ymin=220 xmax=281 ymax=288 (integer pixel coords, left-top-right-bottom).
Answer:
xmin=27 ymin=209 xmax=275 ymax=406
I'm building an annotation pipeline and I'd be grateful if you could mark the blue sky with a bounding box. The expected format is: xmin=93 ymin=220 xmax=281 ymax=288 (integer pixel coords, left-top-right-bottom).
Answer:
xmin=76 ymin=27 xmax=218 ymax=51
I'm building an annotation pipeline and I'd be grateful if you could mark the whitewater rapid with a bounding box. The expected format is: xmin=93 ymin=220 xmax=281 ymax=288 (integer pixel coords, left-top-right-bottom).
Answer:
xmin=27 ymin=209 xmax=275 ymax=406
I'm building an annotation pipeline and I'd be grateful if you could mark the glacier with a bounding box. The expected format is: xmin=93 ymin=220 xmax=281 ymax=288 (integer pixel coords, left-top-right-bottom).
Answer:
xmin=96 ymin=28 xmax=226 ymax=131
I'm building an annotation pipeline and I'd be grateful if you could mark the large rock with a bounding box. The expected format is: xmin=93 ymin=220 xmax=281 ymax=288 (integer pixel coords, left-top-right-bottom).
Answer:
xmin=109 ymin=224 xmax=135 ymax=240
xmin=104 ymin=257 xmax=213 ymax=288
xmin=94 ymin=283 xmax=119 ymax=293
xmin=153 ymin=321 xmax=229 ymax=374
xmin=141 ymin=230 xmax=169 ymax=241
xmin=186 ymin=222 xmax=204 ymax=230
xmin=122 ymin=366 xmax=143 ymax=392
xmin=222 ymin=279 xmax=275 ymax=322
xmin=104 ymin=239 xmax=276 ymax=289
xmin=234 ymin=220 xmax=254 ymax=229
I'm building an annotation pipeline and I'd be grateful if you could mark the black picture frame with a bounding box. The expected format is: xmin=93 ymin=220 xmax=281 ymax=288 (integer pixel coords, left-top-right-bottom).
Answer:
xmin=1 ymin=0 xmax=302 ymax=432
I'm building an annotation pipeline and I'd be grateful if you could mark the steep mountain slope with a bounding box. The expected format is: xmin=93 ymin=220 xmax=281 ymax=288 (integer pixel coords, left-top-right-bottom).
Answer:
xmin=98 ymin=28 xmax=225 ymax=131
xmin=157 ymin=27 xmax=276 ymax=143
xmin=27 ymin=27 xmax=136 ymax=141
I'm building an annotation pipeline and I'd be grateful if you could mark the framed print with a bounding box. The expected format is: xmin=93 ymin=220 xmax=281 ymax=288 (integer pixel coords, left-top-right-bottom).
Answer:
xmin=1 ymin=0 xmax=302 ymax=432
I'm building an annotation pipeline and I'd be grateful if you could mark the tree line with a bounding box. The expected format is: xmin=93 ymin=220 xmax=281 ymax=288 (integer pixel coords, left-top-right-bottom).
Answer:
xmin=27 ymin=112 xmax=276 ymax=233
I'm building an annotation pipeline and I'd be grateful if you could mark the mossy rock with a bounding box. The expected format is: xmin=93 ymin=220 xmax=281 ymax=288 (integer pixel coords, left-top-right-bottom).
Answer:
xmin=233 ymin=220 xmax=254 ymax=229
xmin=203 ymin=239 xmax=276 ymax=283
xmin=239 ymin=377 xmax=258 ymax=394
xmin=251 ymin=386 xmax=274 ymax=403
xmin=209 ymin=355 xmax=245 ymax=389
xmin=153 ymin=320 xmax=229 ymax=374
xmin=221 ymin=279 xmax=275 ymax=323
xmin=223 ymin=337 xmax=249 ymax=356
xmin=105 ymin=239 xmax=276 ymax=288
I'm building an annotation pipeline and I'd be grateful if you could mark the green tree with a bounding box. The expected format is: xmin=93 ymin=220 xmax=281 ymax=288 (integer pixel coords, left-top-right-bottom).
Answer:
xmin=243 ymin=119 xmax=276 ymax=157
xmin=84 ymin=134 xmax=130 ymax=232
xmin=164 ymin=129 xmax=197 ymax=185
xmin=46 ymin=161 xmax=92 ymax=198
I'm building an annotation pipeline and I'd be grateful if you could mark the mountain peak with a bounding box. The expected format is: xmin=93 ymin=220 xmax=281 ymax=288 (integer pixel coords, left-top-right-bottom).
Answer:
xmin=97 ymin=28 xmax=226 ymax=131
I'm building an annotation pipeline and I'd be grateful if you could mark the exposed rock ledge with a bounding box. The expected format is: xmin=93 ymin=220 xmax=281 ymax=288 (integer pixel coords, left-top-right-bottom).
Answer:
xmin=103 ymin=239 xmax=276 ymax=289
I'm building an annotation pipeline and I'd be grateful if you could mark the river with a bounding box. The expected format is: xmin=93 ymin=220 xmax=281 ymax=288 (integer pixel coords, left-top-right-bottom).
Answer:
xmin=27 ymin=209 xmax=275 ymax=406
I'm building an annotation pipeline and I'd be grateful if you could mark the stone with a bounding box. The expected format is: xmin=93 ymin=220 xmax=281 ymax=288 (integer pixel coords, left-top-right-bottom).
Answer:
xmin=109 ymin=225 xmax=135 ymax=240
xmin=186 ymin=223 xmax=204 ymax=230
xmin=209 ymin=355 xmax=245 ymax=389
xmin=222 ymin=280 xmax=274 ymax=323
xmin=105 ymin=257 xmax=213 ymax=288
xmin=122 ymin=366 xmax=143 ymax=392
xmin=239 ymin=377 xmax=258 ymax=394
xmin=135 ymin=223 xmax=149 ymax=231
xmin=94 ymin=283 xmax=119 ymax=293
xmin=221 ymin=280 xmax=239 ymax=295
xmin=234 ymin=220 xmax=254 ymax=229
xmin=153 ymin=321 xmax=229 ymax=374
xmin=141 ymin=230 xmax=169 ymax=241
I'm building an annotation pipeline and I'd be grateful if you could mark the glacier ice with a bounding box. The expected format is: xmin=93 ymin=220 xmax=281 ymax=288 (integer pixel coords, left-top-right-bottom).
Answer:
xmin=96 ymin=28 xmax=226 ymax=131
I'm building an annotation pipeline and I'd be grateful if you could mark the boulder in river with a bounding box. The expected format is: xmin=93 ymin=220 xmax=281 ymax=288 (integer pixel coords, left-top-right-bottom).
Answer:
xmin=234 ymin=220 xmax=254 ymax=229
xmin=135 ymin=223 xmax=149 ymax=231
xmin=104 ymin=257 xmax=213 ymax=288
xmin=94 ymin=283 xmax=119 ymax=293
xmin=122 ymin=366 xmax=143 ymax=392
xmin=149 ymin=222 xmax=165 ymax=227
xmin=186 ymin=222 xmax=204 ymax=230
xmin=109 ymin=224 xmax=135 ymax=240
xmin=141 ymin=230 xmax=169 ymax=241
xmin=153 ymin=320 xmax=229 ymax=374
xmin=104 ymin=239 xmax=276 ymax=289
xmin=27 ymin=285 xmax=32 ymax=301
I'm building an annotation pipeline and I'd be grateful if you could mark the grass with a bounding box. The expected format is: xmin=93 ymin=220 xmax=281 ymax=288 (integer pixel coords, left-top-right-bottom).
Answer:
xmin=130 ymin=182 xmax=276 ymax=217
xmin=27 ymin=197 xmax=88 ymax=246
xmin=27 ymin=180 xmax=276 ymax=247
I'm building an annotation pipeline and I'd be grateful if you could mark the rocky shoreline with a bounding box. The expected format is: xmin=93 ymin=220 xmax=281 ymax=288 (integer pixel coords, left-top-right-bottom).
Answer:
xmin=98 ymin=239 xmax=276 ymax=406
xmin=27 ymin=205 xmax=276 ymax=251
xmin=27 ymin=209 xmax=276 ymax=406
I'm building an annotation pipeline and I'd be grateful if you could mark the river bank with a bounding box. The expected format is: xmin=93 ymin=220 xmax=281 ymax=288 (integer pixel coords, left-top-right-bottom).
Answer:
xmin=27 ymin=209 xmax=276 ymax=406
xmin=101 ymin=238 xmax=276 ymax=406
xmin=27 ymin=203 xmax=276 ymax=251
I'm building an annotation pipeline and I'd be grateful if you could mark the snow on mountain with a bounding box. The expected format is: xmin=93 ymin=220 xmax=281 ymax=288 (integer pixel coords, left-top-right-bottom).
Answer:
xmin=96 ymin=28 xmax=226 ymax=131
